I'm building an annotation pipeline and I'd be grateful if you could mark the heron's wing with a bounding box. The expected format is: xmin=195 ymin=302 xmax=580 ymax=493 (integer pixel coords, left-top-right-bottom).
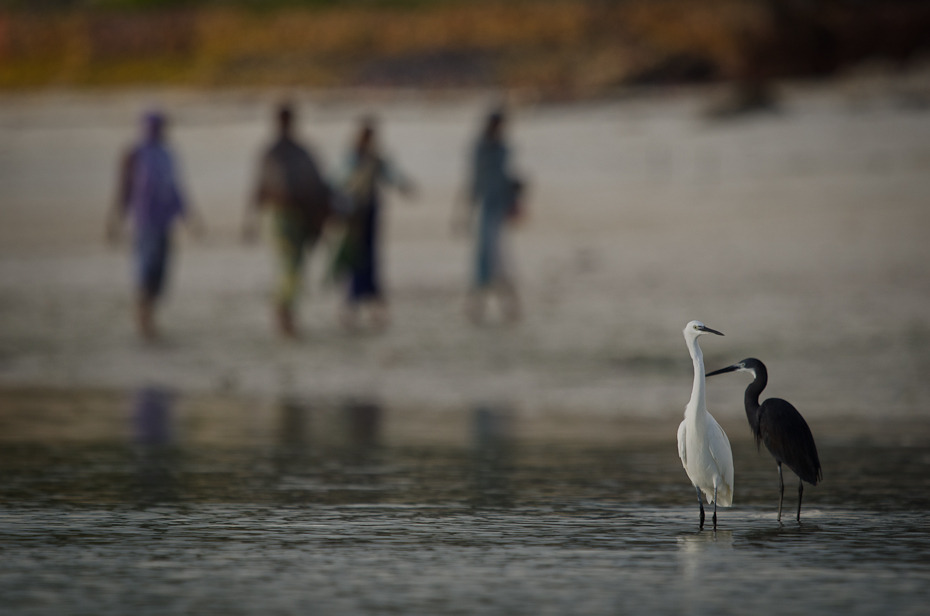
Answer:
xmin=677 ymin=420 xmax=687 ymax=467
xmin=759 ymin=398 xmax=822 ymax=485
xmin=706 ymin=415 xmax=734 ymax=506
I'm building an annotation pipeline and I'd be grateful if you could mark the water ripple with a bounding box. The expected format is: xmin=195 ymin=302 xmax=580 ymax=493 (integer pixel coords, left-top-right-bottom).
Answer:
xmin=1 ymin=395 xmax=929 ymax=614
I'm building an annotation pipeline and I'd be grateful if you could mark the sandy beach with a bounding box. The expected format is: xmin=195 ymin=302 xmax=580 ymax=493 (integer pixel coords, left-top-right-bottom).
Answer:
xmin=1 ymin=79 xmax=929 ymax=427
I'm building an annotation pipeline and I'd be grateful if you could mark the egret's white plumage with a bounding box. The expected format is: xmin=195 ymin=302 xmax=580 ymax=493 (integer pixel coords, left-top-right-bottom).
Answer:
xmin=677 ymin=320 xmax=733 ymax=528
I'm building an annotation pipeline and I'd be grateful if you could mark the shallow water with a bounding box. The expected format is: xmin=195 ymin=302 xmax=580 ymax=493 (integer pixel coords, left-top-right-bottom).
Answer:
xmin=1 ymin=390 xmax=929 ymax=615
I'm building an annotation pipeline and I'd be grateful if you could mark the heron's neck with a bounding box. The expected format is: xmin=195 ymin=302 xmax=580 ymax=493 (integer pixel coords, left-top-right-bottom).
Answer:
xmin=685 ymin=337 xmax=706 ymax=421
xmin=744 ymin=370 xmax=766 ymax=437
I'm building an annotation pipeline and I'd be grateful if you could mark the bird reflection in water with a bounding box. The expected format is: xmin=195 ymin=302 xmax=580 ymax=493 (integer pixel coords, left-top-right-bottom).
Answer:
xmin=471 ymin=404 xmax=515 ymax=508
xmin=676 ymin=529 xmax=735 ymax=614
xmin=741 ymin=521 xmax=822 ymax=549
xmin=130 ymin=385 xmax=178 ymax=504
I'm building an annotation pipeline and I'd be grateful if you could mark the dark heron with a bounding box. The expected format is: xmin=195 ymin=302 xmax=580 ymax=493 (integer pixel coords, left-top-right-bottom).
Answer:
xmin=706 ymin=357 xmax=822 ymax=522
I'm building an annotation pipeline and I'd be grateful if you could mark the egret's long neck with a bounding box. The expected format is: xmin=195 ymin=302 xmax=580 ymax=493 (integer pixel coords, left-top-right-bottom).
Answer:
xmin=685 ymin=335 xmax=706 ymax=421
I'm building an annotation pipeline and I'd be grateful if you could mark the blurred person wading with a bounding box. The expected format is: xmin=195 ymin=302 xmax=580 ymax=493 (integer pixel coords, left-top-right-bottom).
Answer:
xmin=108 ymin=110 xmax=202 ymax=341
xmin=244 ymin=103 xmax=331 ymax=338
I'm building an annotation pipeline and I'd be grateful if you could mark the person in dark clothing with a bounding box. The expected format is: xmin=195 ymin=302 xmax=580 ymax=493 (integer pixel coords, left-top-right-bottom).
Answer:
xmin=244 ymin=103 xmax=331 ymax=338
xmin=333 ymin=117 xmax=414 ymax=331
xmin=463 ymin=109 xmax=523 ymax=324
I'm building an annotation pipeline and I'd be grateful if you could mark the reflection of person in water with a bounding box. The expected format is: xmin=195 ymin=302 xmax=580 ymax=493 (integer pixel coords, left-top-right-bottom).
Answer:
xmin=332 ymin=117 xmax=415 ymax=331
xmin=343 ymin=399 xmax=382 ymax=465
xmin=463 ymin=109 xmax=524 ymax=324
xmin=278 ymin=397 xmax=312 ymax=450
xmin=470 ymin=405 xmax=514 ymax=508
xmin=130 ymin=385 xmax=178 ymax=504
xmin=132 ymin=385 xmax=174 ymax=446
xmin=274 ymin=397 xmax=314 ymax=485
xmin=107 ymin=110 xmax=203 ymax=341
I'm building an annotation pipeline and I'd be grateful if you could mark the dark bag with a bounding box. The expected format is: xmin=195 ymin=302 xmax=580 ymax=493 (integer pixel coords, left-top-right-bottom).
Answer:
xmin=263 ymin=141 xmax=331 ymax=233
xmin=507 ymin=177 xmax=526 ymax=221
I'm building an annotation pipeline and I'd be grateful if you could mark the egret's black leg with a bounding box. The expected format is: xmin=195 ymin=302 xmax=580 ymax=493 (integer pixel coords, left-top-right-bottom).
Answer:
xmin=776 ymin=462 xmax=785 ymax=522
xmin=712 ymin=484 xmax=718 ymax=530
xmin=695 ymin=486 xmax=705 ymax=529
xmin=797 ymin=478 xmax=804 ymax=522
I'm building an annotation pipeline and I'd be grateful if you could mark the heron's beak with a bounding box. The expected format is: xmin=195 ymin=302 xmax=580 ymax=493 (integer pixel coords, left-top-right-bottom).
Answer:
xmin=706 ymin=364 xmax=740 ymax=378
xmin=698 ymin=325 xmax=724 ymax=336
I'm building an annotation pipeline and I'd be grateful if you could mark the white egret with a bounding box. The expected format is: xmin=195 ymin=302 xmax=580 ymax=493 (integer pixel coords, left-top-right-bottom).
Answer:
xmin=706 ymin=357 xmax=822 ymax=522
xmin=677 ymin=320 xmax=733 ymax=529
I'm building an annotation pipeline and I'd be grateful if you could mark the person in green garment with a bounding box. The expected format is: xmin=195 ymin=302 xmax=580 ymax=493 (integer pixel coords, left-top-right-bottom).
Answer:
xmin=243 ymin=103 xmax=331 ymax=338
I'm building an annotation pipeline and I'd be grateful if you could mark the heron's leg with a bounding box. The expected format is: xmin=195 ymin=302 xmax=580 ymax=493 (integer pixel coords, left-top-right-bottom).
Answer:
xmin=797 ymin=478 xmax=804 ymax=522
xmin=712 ymin=483 xmax=718 ymax=530
xmin=776 ymin=462 xmax=785 ymax=522
xmin=695 ymin=486 xmax=705 ymax=529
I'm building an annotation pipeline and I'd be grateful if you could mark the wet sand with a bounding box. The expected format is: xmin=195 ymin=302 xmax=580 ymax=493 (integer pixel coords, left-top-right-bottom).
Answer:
xmin=1 ymin=81 xmax=930 ymax=430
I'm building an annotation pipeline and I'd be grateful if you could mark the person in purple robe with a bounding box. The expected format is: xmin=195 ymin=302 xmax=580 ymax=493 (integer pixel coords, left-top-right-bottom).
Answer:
xmin=107 ymin=110 xmax=202 ymax=340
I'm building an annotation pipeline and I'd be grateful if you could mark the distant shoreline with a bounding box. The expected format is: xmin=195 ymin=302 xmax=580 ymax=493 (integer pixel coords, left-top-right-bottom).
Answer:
xmin=3 ymin=1 xmax=929 ymax=97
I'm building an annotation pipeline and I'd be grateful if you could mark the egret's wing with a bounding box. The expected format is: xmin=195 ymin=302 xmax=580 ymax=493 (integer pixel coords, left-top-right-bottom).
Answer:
xmin=706 ymin=415 xmax=734 ymax=506
xmin=677 ymin=420 xmax=687 ymax=467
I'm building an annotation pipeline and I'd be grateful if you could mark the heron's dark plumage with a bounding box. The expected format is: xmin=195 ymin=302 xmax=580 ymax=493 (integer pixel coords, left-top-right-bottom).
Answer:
xmin=707 ymin=356 xmax=822 ymax=521
xmin=757 ymin=397 xmax=822 ymax=485
xmin=734 ymin=357 xmax=822 ymax=486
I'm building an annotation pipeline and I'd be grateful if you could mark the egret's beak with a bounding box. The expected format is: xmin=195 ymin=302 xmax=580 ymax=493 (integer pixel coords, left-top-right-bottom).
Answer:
xmin=706 ymin=364 xmax=740 ymax=378
xmin=698 ymin=325 xmax=724 ymax=337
